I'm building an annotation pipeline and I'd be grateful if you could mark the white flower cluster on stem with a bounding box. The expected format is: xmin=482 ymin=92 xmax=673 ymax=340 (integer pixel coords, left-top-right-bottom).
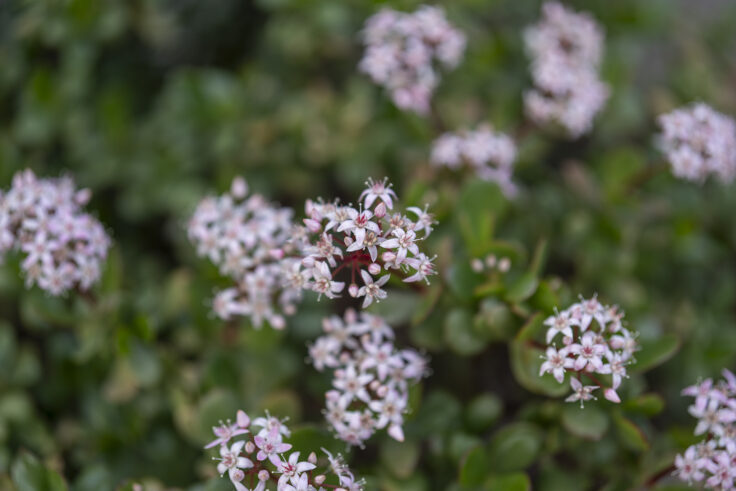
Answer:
xmin=205 ymin=409 xmax=365 ymax=491
xmin=657 ymin=103 xmax=736 ymax=183
xmin=187 ymin=177 xmax=302 ymax=329
xmin=674 ymin=369 xmax=736 ymax=489
xmin=430 ymin=124 xmax=518 ymax=197
xmin=524 ymin=2 xmax=609 ymax=138
xmin=296 ymin=177 xmax=436 ymax=308
xmin=308 ymin=309 xmax=429 ymax=447
xmin=188 ymin=177 xmax=437 ymax=328
xmin=359 ymin=6 xmax=466 ymax=115
xmin=539 ymin=296 xmax=638 ymax=406
xmin=0 ymin=169 xmax=110 ymax=296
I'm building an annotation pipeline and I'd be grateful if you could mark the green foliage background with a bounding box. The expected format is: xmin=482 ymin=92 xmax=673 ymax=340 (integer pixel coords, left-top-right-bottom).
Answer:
xmin=1 ymin=0 xmax=735 ymax=489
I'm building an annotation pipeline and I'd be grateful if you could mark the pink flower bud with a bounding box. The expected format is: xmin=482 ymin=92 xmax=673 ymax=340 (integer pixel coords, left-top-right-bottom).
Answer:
xmin=230 ymin=176 xmax=248 ymax=199
xmin=376 ymin=385 xmax=388 ymax=398
xmin=498 ymin=257 xmax=511 ymax=272
xmin=369 ymin=380 xmax=380 ymax=391
xmin=75 ymin=188 xmax=92 ymax=205
xmin=237 ymin=410 xmax=250 ymax=428
xmin=270 ymin=315 xmax=286 ymax=330
xmin=245 ymin=441 xmax=255 ymax=453
xmin=604 ymin=388 xmax=621 ymax=403
xmin=314 ymin=475 xmax=326 ymax=485
xmin=382 ymin=251 xmax=397 ymax=263
xmin=374 ymin=202 xmax=387 ymax=218
xmin=470 ymin=258 xmax=483 ymax=272
xmin=258 ymin=470 xmax=270 ymax=481
xmin=368 ymin=263 xmax=381 ymax=275
xmin=344 ymin=236 xmax=354 ymax=247
xmin=348 ymin=283 xmax=359 ymax=297
xmin=230 ymin=469 xmax=245 ymax=482
xmin=485 ymin=254 xmax=497 ymax=268
xmin=308 ymin=452 xmax=317 ymax=464
xmin=302 ymin=256 xmax=316 ymax=268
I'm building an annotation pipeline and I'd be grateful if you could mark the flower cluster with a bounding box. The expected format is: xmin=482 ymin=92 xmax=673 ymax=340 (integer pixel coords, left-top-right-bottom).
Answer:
xmin=0 ymin=169 xmax=110 ymax=296
xmin=359 ymin=6 xmax=466 ymax=114
xmin=523 ymin=2 xmax=609 ymax=138
xmin=657 ymin=103 xmax=736 ymax=184
xmin=205 ymin=410 xmax=364 ymax=491
xmin=470 ymin=254 xmax=511 ymax=274
xmin=674 ymin=369 xmax=736 ymax=489
xmin=430 ymin=124 xmax=518 ymax=197
xmin=308 ymin=310 xmax=429 ymax=447
xmin=295 ymin=178 xmax=436 ymax=308
xmin=539 ymin=296 xmax=638 ymax=406
xmin=187 ymin=177 xmax=302 ymax=329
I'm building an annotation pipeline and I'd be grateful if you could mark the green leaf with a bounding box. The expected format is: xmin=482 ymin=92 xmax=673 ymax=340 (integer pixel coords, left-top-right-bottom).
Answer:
xmin=505 ymin=272 xmax=539 ymax=304
xmin=487 ymin=423 xmax=543 ymax=472
xmin=11 ymin=452 xmax=67 ymax=491
xmin=561 ymin=404 xmax=609 ymax=440
xmin=455 ymin=181 xmax=507 ymax=256
xmin=631 ymin=334 xmax=680 ymax=373
xmin=612 ymin=413 xmax=649 ymax=452
xmin=622 ymin=394 xmax=665 ymax=416
xmin=459 ymin=445 xmax=487 ymax=487
xmin=484 ymin=472 xmax=531 ymax=491
xmin=380 ymin=439 xmax=420 ymax=479
xmin=465 ymin=393 xmax=503 ymax=432
xmin=444 ymin=308 xmax=487 ymax=356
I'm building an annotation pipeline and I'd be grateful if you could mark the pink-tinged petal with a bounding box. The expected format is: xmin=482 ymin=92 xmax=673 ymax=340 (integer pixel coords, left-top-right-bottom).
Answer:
xmin=553 ymin=368 xmax=565 ymax=383
xmin=573 ymin=357 xmax=587 ymax=371
xmin=257 ymin=450 xmax=267 ymax=461
xmin=204 ymin=438 xmax=223 ymax=449
xmin=276 ymin=443 xmax=293 ymax=453
xmin=381 ymin=239 xmax=399 ymax=249
xmin=238 ymin=410 xmax=250 ymax=427
xmin=268 ymin=453 xmax=283 ymax=467
xmin=570 ymin=378 xmax=582 ymax=390
xmin=388 ymin=424 xmax=405 ymax=442
xmin=375 ymin=274 xmax=390 ymax=286
xmin=604 ymin=388 xmax=621 ymax=403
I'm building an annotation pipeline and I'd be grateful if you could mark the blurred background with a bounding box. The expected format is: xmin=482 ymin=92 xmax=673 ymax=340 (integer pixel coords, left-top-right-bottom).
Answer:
xmin=0 ymin=0 xmax=735 ymax=489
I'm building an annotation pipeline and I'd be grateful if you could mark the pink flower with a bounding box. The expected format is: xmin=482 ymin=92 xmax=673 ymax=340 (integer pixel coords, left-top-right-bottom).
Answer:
xmin=254 ymin=427 xmax=292 ymax=466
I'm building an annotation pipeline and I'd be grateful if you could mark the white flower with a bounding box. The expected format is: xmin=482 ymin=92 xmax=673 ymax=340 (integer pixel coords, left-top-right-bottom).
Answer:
xmin=357 ymin=271 xmax=390 ymax=307
xmin=216 ymin=441 xmax=254 ymax=486
xmin=539 ymin=346 xmax=573 ymax=383
xmin=360 ymin=177 xmax=397 ymax=210
xmin=277 ymin=452 xmax=316 ymax=489
xmin=565 ymin=378 xmax=598 ymax=407
xmin=569 ymin=332 xmax=606 ymax=371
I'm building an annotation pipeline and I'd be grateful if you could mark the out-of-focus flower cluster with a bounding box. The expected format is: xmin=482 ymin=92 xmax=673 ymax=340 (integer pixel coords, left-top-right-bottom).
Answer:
xmin=308 ymin=310 xmax=428 ymax=447
xmin=657 ymin=103 xmax=736 ymax=184
xmin=0 ymin=169 xmax=110 ymax=296
xmin=523 ymin=2 xmax=609 ymax=138
xmin=539 ymin=296 xmax=637 ymax=406
xmin=430 ymin=124 xmax=518 ymax=197
xmin=674 ymin=369 xmax=736 ymax=489
xmin=359 ymin=5 xmax=466 ymax=114
xmin=205 ymin=410 xmax=364 ymax=491
xmin=188 ymin=177 xmax=302 ymax=329
xmin=296 ymin=178 xmax=436 ymax=308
